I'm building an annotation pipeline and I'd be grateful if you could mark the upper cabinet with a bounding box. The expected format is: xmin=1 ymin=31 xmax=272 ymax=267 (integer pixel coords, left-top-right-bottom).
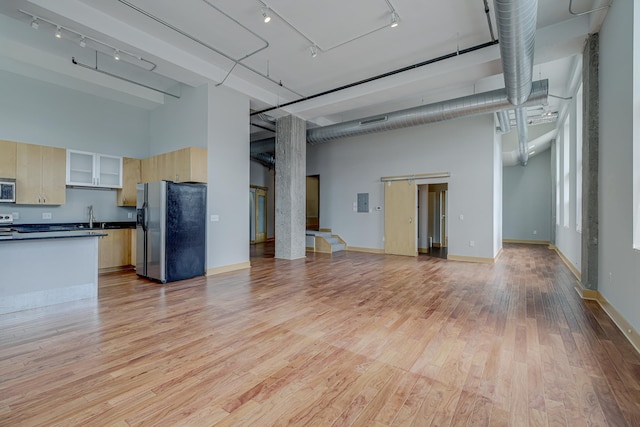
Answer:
xmin=16 ymin=143 xmax=66 ymax=205
xmin=67 ymin=150 xmax=123 ymax=188
xmin=117 ymin=157 xmax=141 ymax=207
xmin=141 ymin=147 xmax=207 ymax=184
xmin=0 ymin=140 xmax=17 ymax=178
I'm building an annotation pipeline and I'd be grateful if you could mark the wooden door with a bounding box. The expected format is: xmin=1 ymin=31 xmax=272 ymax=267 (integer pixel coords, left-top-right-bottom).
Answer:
xmin=384 ymin=180 xmax=417 ymax=256
xmin=255 ymin=188 xmax=268 ymax=243
xmin=441 ymin=189 xmax=448 ymax=247
xmin=16 ymin=143 xmax=43 ymax=204
xmin=41 ymin=146 xmax=66 ymax=205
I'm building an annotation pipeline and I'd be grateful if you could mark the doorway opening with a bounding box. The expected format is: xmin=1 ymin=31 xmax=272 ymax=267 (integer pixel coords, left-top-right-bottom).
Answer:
xmin=306 ymin=175 xmax=320 ymax=230
xmin=418 ymin=183 xmax=448 ymax=259
xmin=250 ymin=185 xmax=268 ymax=244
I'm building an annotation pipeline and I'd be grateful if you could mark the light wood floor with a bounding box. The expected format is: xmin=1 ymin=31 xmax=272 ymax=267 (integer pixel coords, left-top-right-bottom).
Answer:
xmin=1 ymin=243 xmax=639 ymax=426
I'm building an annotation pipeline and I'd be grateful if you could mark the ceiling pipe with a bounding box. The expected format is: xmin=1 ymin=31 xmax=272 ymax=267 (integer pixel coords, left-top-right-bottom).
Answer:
xmin=306 ymin=80 xmax=547 ymax=144
xmin=250 ymin=152 xmax=275 ymax=168
xmin=493 ymin=0 xmax=538 ymax=166
xmin=496 ymin=110 xmax=511 ymax=133
xmin=502 ymin=128 xmax=557 ymax=166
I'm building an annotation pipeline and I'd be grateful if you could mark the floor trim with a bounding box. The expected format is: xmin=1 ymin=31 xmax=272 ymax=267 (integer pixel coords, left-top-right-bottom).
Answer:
xmin=206 ymin=262 xmax=251 ymax=276
xmin=447 ymin=254 xmax=496 ymax=264
xmin=503 ymin=239 xmax=551 ymax=245
xmin=575 ymin=281 xmax=640 ymax=354
xmin=549 ymin=246 xmax=581 ymax=281
xmin=347 ymin=247 xmax=385 ymax=254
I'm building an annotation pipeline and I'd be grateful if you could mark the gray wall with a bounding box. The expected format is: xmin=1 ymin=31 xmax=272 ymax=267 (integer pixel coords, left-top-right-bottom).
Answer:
xmin=598 ymin=0 xmax=640 ymax=333
xmin=503 ymin=149 xmax=552 ymax=241
xmin=0 ymin=69 xmax=149 ymax=224
xmin=307 ymin=114 xmax=501 ymax=260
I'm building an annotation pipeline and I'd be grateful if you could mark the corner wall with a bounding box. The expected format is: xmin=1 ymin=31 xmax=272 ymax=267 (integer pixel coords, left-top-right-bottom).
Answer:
xmin=598 ymin=0 xmax=640 ymax=332
xmin=307 ymin=114 xmax=498 ymax=260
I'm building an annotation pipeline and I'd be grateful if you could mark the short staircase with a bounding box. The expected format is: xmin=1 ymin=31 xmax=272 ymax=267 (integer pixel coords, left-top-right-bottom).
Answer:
xmin=306 ymin=230 xmax=347 ymax=254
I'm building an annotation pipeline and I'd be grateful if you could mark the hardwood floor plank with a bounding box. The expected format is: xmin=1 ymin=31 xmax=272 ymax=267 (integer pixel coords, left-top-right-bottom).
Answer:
xmin=1 ymin=243 xmax=639 ymax=425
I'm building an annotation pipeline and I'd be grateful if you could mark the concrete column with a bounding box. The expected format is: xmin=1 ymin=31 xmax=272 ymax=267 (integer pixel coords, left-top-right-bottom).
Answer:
xmin=275 ymin=115 xmax=306 ymax=260
xmin=580 ymin=33 xmax=599 ymax=290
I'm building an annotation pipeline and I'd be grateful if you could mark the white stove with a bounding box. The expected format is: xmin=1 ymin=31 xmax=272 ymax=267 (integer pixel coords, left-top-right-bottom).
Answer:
xmin=0 ymin=213 xmax=13 ymax=234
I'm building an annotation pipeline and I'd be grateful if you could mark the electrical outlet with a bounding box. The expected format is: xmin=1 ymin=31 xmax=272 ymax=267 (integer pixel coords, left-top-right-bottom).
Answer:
xmin=127 ymin=212 xmax=133 ymax=219
xmin=459 ymin=214 xmax=464 ymax=220
xmin=11 ymin=212 xmax=19 ymax=220
xmin=469 ymin=240 xmax=475 ymax=247
xmin=42 ymin=212 xmax=52 ymax=220
xmin=533 ymin=230 xmax=537 ymax=235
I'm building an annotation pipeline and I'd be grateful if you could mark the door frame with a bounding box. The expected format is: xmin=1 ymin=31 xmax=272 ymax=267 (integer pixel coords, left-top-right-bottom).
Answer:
xmin=250 ymin=185 xmax=268 ymax=244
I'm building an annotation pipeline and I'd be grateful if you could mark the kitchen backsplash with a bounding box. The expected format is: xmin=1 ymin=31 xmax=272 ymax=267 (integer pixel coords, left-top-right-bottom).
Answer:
xmin=3 ymin=187 xmax=135 ymax=224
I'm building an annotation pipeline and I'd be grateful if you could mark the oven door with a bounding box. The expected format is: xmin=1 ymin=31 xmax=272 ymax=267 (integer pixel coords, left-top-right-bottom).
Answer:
xmin=0 ymin=181 xmax=16 ymax=203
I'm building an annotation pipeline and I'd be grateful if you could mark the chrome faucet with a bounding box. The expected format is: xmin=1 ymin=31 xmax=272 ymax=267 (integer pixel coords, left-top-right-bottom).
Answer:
xmin=88 ymin=205 xmax=95 ymax=228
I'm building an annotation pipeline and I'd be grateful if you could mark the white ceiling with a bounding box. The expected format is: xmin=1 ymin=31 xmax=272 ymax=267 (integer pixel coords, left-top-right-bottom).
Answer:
xmin=0 ymin=0 xmax=609 ymax=143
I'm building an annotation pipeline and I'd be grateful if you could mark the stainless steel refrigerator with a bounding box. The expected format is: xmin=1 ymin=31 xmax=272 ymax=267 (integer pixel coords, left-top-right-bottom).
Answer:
xmin=136 ymin=181 xmax=206 ymax=283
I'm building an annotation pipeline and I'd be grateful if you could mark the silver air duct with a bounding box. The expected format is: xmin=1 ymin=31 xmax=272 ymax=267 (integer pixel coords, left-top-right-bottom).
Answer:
xmin=306 ymin=80 xmax=547 ymax=145
xmin=493 ymin=0 xmax=538 ymax=165
xmin=496 ymin=110 xmax=512 ymax=133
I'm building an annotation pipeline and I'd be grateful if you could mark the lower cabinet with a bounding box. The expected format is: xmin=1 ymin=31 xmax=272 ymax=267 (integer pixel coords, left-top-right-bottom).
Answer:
xmin=98 ymin=229 xmax=132 ymax=270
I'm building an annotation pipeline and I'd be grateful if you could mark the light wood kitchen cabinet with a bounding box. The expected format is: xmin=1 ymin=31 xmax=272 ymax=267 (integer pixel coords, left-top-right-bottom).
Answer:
xmin=0 ymin=140 xmax=17 ymax=178
xmin=98 ymin=229 xmax=132 ymax=270
xmin=16 ymin=143 xmax=66 ymax=205
xmin=117 ymin=157 xmax=141 ymax=206
xmin=140 ymin=147 xmax=207 ymax=183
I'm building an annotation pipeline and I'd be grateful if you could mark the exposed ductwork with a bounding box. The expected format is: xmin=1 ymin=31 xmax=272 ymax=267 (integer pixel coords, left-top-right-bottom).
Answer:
xmin=250 ymin=152 xmax=275 ymax=168
xmin=305 ymin=80 xmax=547 ymax=144
xmin=496 ymin=110 xmax=512 ymax=133
xmin=502 ymin=128 xmax=557 ymax=166
xmin=493 ymin=0 xmax=539 ymax=165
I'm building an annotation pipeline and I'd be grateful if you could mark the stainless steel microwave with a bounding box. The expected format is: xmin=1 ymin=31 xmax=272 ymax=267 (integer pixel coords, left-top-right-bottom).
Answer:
xmin=0 ymin=179 xmax=16 ymax=203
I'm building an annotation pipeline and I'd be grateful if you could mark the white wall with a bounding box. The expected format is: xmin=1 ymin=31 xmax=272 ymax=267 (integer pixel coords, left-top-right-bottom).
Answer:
xmin=207 ymin=84 xmax=250 ymax=269
xmin=598 ymin=0 xmax=640 ymax=332
xmin=0 ymin=69 xmax=149 ymax=224
xmin=250 ymin=161 xmax=275 ymax=239
xmin=307 ymin=114 xmax=499 ymax=259
xmin=503 ymin=150 xmax=552 ymax=242
xmin=149 ymin=84 xmax=208 ymax=155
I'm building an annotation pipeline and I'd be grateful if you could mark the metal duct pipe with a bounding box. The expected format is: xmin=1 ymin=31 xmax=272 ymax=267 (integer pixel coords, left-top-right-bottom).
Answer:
xmin=496 ymin=110 xmax=512 ymax=133
xmin=502 ymin=128 xmax=557 ymax=166
xmin=515 ymin=107 xmax=529 ymax=165
xmin=250 ymin=152 xmax=275 ymax=167
xmin=493 ymin=0 xmax=538 ymax=105
xmin=306 ymin=80 xmax=547 ymax=145
xmin=250 ymin=138 xmax=275 ymax=154
xmin=493 ymin=0 xmax=538 ymax=166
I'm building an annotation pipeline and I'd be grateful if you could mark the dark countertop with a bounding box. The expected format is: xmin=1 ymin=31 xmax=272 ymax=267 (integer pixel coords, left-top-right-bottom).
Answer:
xmin=0 ymin=230 xmax=107 ymax=242
xmin=10 ymin=221 xmax=136 ymax=233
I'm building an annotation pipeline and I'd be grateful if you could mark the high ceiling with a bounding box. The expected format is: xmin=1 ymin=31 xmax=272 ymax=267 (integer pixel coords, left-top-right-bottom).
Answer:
xmin=0 ymin=0 xmax=609 ymax=145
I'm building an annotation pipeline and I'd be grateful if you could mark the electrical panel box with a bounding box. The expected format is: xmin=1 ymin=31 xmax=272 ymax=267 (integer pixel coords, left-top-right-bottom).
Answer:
xmin=357 ymin=193 xmax=369 ymax=213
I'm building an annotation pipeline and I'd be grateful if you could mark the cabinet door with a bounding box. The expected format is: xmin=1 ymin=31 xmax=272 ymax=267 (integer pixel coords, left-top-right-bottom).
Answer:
xmin=157 ymin=152 xmax=176 ymax=181
xmin=16 ymin=143 xmax=43 ymax=204
xmin=97 ymin=154 xmax=122 ymax=188
xmin=174 ymin=147 xmax=207 ymax=183
xmin=141 ymin=156 xmax=157 ymax=183
xmin=118 ymin=157 xmax=140 ymax=206
xmin=67 ymin=150 xmax=95 ymax=186
xmin=99 ymin=229 xmax=131 ymax=269
xmin=41 ymin=146 xmax=66 ymax=205
xmin=0 ymin=140 xmax=17 ymax=178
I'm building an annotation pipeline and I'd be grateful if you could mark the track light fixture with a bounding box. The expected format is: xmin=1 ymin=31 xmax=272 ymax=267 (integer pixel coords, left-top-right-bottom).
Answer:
xmin=55 ymin=26 xmax=62 ymax=38
xmin=310 ymin=45 xmax=317 ymax=58
xmin=114 ymin=49 xmax=120 ymax=60
xmin=261 ymin=7 xmax=271 ymax=23
xmin=390 ymin=12 xmax=399 ymax=28
xmin=79 ymin=36 xmax=86 ymax=48
xmin=30 ymin=16 xmax=39 ymax=29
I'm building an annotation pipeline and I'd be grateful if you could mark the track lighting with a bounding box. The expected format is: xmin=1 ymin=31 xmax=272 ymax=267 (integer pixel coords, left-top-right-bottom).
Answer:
xmin=310 ymin=45 xmax=317 ymax=58
xmin=30 ymin=17 xmax=39 ymax=30
xmin=390 ymin=12 xmax=399 ymax=28
xmin=55 ymin=26 xmax=61 ymax=38
xmin=261 ymin=7 xmax=271 ymax=23
xmin=114 ymin=49 xmax=120 ymax=60
xmin=79 ymin=36 xmax=86 ymax=48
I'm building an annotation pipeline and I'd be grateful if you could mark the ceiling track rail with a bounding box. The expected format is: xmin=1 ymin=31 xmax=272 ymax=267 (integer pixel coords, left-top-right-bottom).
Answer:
xmin=251 ymin=39 xmax=499 ymax=116
xmin=381 ymin=172 xmax=451 ymax=183
xmin=115 ymin=0 xmax=302 ymax=96
xmin=71 ymin=56 xmax=181 ymax=98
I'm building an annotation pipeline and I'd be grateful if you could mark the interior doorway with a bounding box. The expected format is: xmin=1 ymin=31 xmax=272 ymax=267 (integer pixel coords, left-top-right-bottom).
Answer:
xmin=250 ymin=185 xmax=268 ymax=244
xmin=418 ymin=183 xmax=448 ymax=259
xmin=306 ymin=175 xmax=320 ymax=230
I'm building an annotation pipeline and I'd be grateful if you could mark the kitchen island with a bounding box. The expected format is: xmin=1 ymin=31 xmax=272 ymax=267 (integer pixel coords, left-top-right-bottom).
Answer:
xmin=0 ymin=230 xmax=106 ymax=314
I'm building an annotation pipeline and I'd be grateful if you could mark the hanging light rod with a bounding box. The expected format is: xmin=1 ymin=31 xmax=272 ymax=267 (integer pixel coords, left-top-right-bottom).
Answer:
xmin=71 ymin=57 xmax=180 ymax=99
xmin=19 ymin=9 xmax=157 ymax=71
